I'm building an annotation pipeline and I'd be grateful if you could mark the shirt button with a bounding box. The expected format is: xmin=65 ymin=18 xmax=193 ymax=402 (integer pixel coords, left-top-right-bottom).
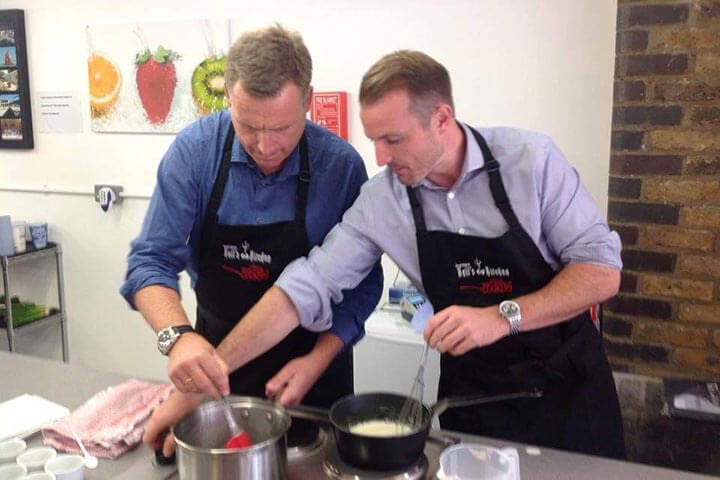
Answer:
xmin=458 ymin=228 xmax=465 ymax=234
xmin=447 ymin=192 xmax=455 ymax=200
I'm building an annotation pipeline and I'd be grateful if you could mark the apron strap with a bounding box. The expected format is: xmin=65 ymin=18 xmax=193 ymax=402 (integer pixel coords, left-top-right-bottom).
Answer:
xmin=294 ymin=134 xmax=310 ymax=226
xmin=201 ymin=123 xmax=311 ymax=248
xmin=200 ymin=123 xmax=236 ymax=249
xmin=406 ymin=125 xmax=522 ymax=233
xmin=406 ymin=186 xmax=427 ymax=232
xmin=467 ymin=126 xmax=522 ymax=229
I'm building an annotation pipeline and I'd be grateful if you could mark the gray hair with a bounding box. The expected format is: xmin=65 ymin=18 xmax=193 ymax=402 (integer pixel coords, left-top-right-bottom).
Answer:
xmin=225 ymin=23 xmax=312 ymax=100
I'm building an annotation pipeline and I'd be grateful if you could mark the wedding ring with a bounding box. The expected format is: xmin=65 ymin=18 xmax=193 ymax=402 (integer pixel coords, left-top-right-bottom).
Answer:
xmin=183 ymin=377 xmax=193 ymax=384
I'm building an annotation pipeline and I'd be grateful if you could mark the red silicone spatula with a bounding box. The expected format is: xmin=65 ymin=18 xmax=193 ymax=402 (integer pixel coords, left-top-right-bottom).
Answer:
xmin=222 ymin=396 xmax=253 ymax=449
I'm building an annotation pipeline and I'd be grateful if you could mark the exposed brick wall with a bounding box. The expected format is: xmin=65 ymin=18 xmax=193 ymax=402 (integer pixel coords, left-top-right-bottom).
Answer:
xmin=608 ymin=0 xmax=720 ymax=379
xmin=615 ymin=372 xmax=720 ymax=474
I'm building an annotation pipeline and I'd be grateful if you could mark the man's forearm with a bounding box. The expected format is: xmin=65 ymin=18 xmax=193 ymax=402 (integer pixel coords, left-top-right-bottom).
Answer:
xmin=307 ymin=332 xmax=345 ymax=371
xmin=134 ymin=285 xmax=192 ymax=333
xmin=516 ymin=263 xmax=620 ymax=332
xmin=217 ymin=286 xmax=302 ymax=372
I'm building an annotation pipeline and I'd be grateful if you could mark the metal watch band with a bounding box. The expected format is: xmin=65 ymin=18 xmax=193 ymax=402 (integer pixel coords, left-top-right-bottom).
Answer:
xmin=507 ymin=316 xmax=521 ymax=335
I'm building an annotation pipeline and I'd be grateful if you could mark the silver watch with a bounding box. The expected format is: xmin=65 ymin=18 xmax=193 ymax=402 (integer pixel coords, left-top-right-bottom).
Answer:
xmin=499 ymin=300 xmax=521 ymax=335
xmin=157 ymin=325 xmax=194 ymax=355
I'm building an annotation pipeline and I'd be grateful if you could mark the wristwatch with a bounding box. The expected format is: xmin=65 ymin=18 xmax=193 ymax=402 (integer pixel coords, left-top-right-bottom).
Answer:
xmin=157 ymin=325 xmax=194 ymax=355
xmin=499 ymin=300 xmax=521 ymax=336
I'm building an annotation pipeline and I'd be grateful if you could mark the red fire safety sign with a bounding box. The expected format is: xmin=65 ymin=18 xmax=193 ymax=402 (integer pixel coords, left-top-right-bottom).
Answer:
xmin=310 ymin=91 xmax=348 ymax=140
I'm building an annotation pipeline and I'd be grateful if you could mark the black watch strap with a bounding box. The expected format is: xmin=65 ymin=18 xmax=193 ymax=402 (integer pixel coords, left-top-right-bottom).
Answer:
xmin=174 ymin=325 xmax=194 ymax=334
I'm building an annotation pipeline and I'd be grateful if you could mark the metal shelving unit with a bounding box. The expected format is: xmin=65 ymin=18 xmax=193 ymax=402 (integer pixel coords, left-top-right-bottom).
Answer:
xmin=1 ymin=242 xmax=69 ymax=362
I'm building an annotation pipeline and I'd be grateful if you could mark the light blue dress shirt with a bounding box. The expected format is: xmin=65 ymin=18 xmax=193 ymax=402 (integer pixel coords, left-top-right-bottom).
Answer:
xmin=277 ymin=123 xmax=622 ymax=330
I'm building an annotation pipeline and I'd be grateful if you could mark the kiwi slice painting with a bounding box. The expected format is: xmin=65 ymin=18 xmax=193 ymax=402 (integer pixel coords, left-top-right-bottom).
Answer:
xmin=192 ymin=55 xmax=227 ymax=115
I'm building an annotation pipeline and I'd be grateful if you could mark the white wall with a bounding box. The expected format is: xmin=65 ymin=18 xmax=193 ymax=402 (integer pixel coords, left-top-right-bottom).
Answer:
xmin=0 ymin=0 xmax=618 ymax=380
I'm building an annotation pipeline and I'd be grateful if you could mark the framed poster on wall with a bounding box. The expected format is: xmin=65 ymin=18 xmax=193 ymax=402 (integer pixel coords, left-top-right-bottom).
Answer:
xmin=0 ymin=9 xmax=33 ymax=149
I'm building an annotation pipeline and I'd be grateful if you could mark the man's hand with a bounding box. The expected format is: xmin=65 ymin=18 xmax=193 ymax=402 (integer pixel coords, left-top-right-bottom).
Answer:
xmin=265 ymin=354 xmax=327 ymax=405
xmin=424 ymin=305 xmax=508 ymax=355
xmin=168 ymin=333 xmax=230 ymax=399
xmin=265 ymin=332 xmax=344 ymax=405
xmin=143 ymin=390 xmax=203 ymax=458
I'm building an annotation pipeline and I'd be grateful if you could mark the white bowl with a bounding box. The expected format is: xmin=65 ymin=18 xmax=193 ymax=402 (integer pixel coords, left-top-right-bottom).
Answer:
xmin=0 ymin=439 xmax=26 ymax=463
xmin=24 ymin=472 xmax=56 ymax=480
xmin=15 ymin=448 xmax=56 ymax=473
xmin=0 ymin=463 xmax=26 ymax=480
xmin=43 ymin=455 xmax=83 ymax=480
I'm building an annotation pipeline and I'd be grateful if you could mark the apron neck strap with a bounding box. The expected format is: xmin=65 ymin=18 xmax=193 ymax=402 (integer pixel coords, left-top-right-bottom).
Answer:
xmin=200 ymin=123 xmax=237 ymax=243
xmin=294 ymin=133 xmax=310 ymax=225
xmin=201 ymin=122 xmax=311 ymax=242
xmin=468 ymin=126 xmax=521 ymax=228
xmin=406 ymin=125 xmax=522 ymax=233
xmin=406 ymin=185 xmax=426 ymax=232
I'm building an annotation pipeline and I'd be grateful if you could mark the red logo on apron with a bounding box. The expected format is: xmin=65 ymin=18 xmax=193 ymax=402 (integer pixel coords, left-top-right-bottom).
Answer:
xmin=221 ymin=263 xmax=270 ymax=282
xmin=460 ymin=278 xmax=513 ymax=294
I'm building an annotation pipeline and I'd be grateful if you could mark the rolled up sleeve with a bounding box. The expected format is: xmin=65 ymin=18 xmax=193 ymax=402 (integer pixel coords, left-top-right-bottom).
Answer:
xmin=539 ymin=140 xmax=622 ymax=270
xmin=276 ymin=196 xmax=384 ymax=334
xmin=120 ymin=134 xmax=201 ymax=309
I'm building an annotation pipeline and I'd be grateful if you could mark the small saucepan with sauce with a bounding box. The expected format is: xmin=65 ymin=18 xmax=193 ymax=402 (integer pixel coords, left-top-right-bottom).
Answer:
xmin=288 ymin=389 xmax=541 ymax=471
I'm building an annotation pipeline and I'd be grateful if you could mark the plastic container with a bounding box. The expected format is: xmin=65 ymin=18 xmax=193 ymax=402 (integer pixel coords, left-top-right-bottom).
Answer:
xmin=44 ymin=454 xmax=84 ymax=480
xmin=437 ymin=443 xmax=519 ymax=480
xmin=15 ymin=448 xmax=56 ymax=473
xmin=0 ymin=438 xmax=26 ymax=463
xmin=24 ymin=473 xmax=56 ymax=480
xmin=0 ymin=464 xmax=26 ymax=480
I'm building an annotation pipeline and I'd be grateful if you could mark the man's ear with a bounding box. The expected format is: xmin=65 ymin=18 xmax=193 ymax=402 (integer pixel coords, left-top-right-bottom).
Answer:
xmin=305 ymin=86 xmax=314 ymax=113
xmin=434 ymin=103 xmax=453 ymax=132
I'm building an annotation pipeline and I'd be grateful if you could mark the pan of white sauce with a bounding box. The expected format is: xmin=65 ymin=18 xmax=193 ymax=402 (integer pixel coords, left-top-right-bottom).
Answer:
xmin=287 ymin=390 xmax=541 ymax=471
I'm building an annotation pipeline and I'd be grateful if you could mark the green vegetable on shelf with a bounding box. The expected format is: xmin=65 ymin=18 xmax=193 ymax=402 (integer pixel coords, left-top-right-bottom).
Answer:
xmin=0 ymin=300 xmax=50 ymax=328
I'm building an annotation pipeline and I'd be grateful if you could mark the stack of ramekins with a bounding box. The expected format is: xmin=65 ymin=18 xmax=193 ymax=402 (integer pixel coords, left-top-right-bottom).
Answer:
xmin=0 ymin=438 xmax=85 ymax=480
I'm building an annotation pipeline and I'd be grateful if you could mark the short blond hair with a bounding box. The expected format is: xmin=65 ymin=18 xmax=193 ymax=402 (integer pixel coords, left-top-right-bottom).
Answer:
xmin=225 ymin=23 xmax=312 ymax=100
xmin=359 ymin=50 xmax=454 ymax=124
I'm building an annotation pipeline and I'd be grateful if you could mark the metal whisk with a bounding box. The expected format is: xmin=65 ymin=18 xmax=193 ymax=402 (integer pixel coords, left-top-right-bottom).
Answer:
xmin=398 ymin=342 xmax=430 ymax=432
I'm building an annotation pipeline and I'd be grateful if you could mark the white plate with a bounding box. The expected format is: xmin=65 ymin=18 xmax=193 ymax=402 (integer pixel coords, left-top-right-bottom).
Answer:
xmin=0 ymin=395 xmax=69 ymax=442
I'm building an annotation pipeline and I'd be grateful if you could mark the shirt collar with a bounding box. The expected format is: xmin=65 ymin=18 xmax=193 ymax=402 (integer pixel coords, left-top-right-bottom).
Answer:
xmin=415 ymin=121 xmax=485 ymax=189
xmin=460 ymin=122 xmax=486 ymax=174
xmin=230 ymin=134 xmax=301 ymax=182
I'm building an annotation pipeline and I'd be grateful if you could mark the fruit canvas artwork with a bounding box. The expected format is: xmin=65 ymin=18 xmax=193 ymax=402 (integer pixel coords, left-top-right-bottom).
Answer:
xmin=135 ymin=45 xmax=180 ymax=124
xmin=88 ymin=54 xmax=121 ymax=117
xmin=192 ymin=55 xmax=227 ymax=114
xmin=87 ymin=19 xmax=230 ymax=133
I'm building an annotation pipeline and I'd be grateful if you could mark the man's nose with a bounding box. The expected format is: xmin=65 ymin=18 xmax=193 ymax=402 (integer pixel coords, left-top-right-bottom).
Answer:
xmin=375 ymin=144 xmax=392 ymax=166
xmin=256 ymin=131 xmax=273 ymax=155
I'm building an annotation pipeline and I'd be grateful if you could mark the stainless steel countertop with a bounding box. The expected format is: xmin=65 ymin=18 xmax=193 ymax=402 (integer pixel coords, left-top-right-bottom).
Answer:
xmin=1 ymin=351 xmax=717 ymax=479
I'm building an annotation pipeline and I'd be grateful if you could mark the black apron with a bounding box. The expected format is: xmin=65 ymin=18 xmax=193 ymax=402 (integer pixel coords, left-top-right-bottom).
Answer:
xmin=193 ymin=124 xmax=352 ymax=409
xmin=407 ymin=126 xmax=625 ymax=459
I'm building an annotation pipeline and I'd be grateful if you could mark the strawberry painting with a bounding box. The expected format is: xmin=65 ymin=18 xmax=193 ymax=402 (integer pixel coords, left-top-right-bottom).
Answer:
xmin=135 ymin=45 xmax=181 ymax=124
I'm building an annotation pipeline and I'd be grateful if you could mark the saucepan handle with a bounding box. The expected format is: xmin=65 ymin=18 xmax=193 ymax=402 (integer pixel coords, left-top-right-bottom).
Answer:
xmin=284 ymin=404 xmax=333 ymax=425
xmin=431 ymin=389 xmax=542 ymax=417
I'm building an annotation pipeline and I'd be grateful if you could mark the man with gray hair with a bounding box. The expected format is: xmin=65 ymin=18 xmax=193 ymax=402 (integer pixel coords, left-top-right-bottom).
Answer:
xmin=176 ymin=49 xmax=626 ymax=459
xmin=123 ymin=24 xmax=381 ymax=456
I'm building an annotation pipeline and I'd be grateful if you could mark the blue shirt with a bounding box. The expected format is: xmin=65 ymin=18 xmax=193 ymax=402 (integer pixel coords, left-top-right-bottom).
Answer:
xmin=278 ymin=124 xmax=622 ymax=329
xmin=121 ymin=111 xmax=383 ymax=347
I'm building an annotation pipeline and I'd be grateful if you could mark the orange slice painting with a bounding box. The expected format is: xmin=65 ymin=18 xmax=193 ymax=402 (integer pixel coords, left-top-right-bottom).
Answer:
xmin=88 ymin=54 xmax=121 ymax=117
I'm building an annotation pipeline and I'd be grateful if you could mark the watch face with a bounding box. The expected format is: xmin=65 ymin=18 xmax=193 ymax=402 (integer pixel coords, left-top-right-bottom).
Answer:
xmin=158 ymin=330 xmax=172 ymax=343
xmin=158 ymin=328 xmax=178 ymax=354
xmin=500 ymin=301 xmax=519 ymax=316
